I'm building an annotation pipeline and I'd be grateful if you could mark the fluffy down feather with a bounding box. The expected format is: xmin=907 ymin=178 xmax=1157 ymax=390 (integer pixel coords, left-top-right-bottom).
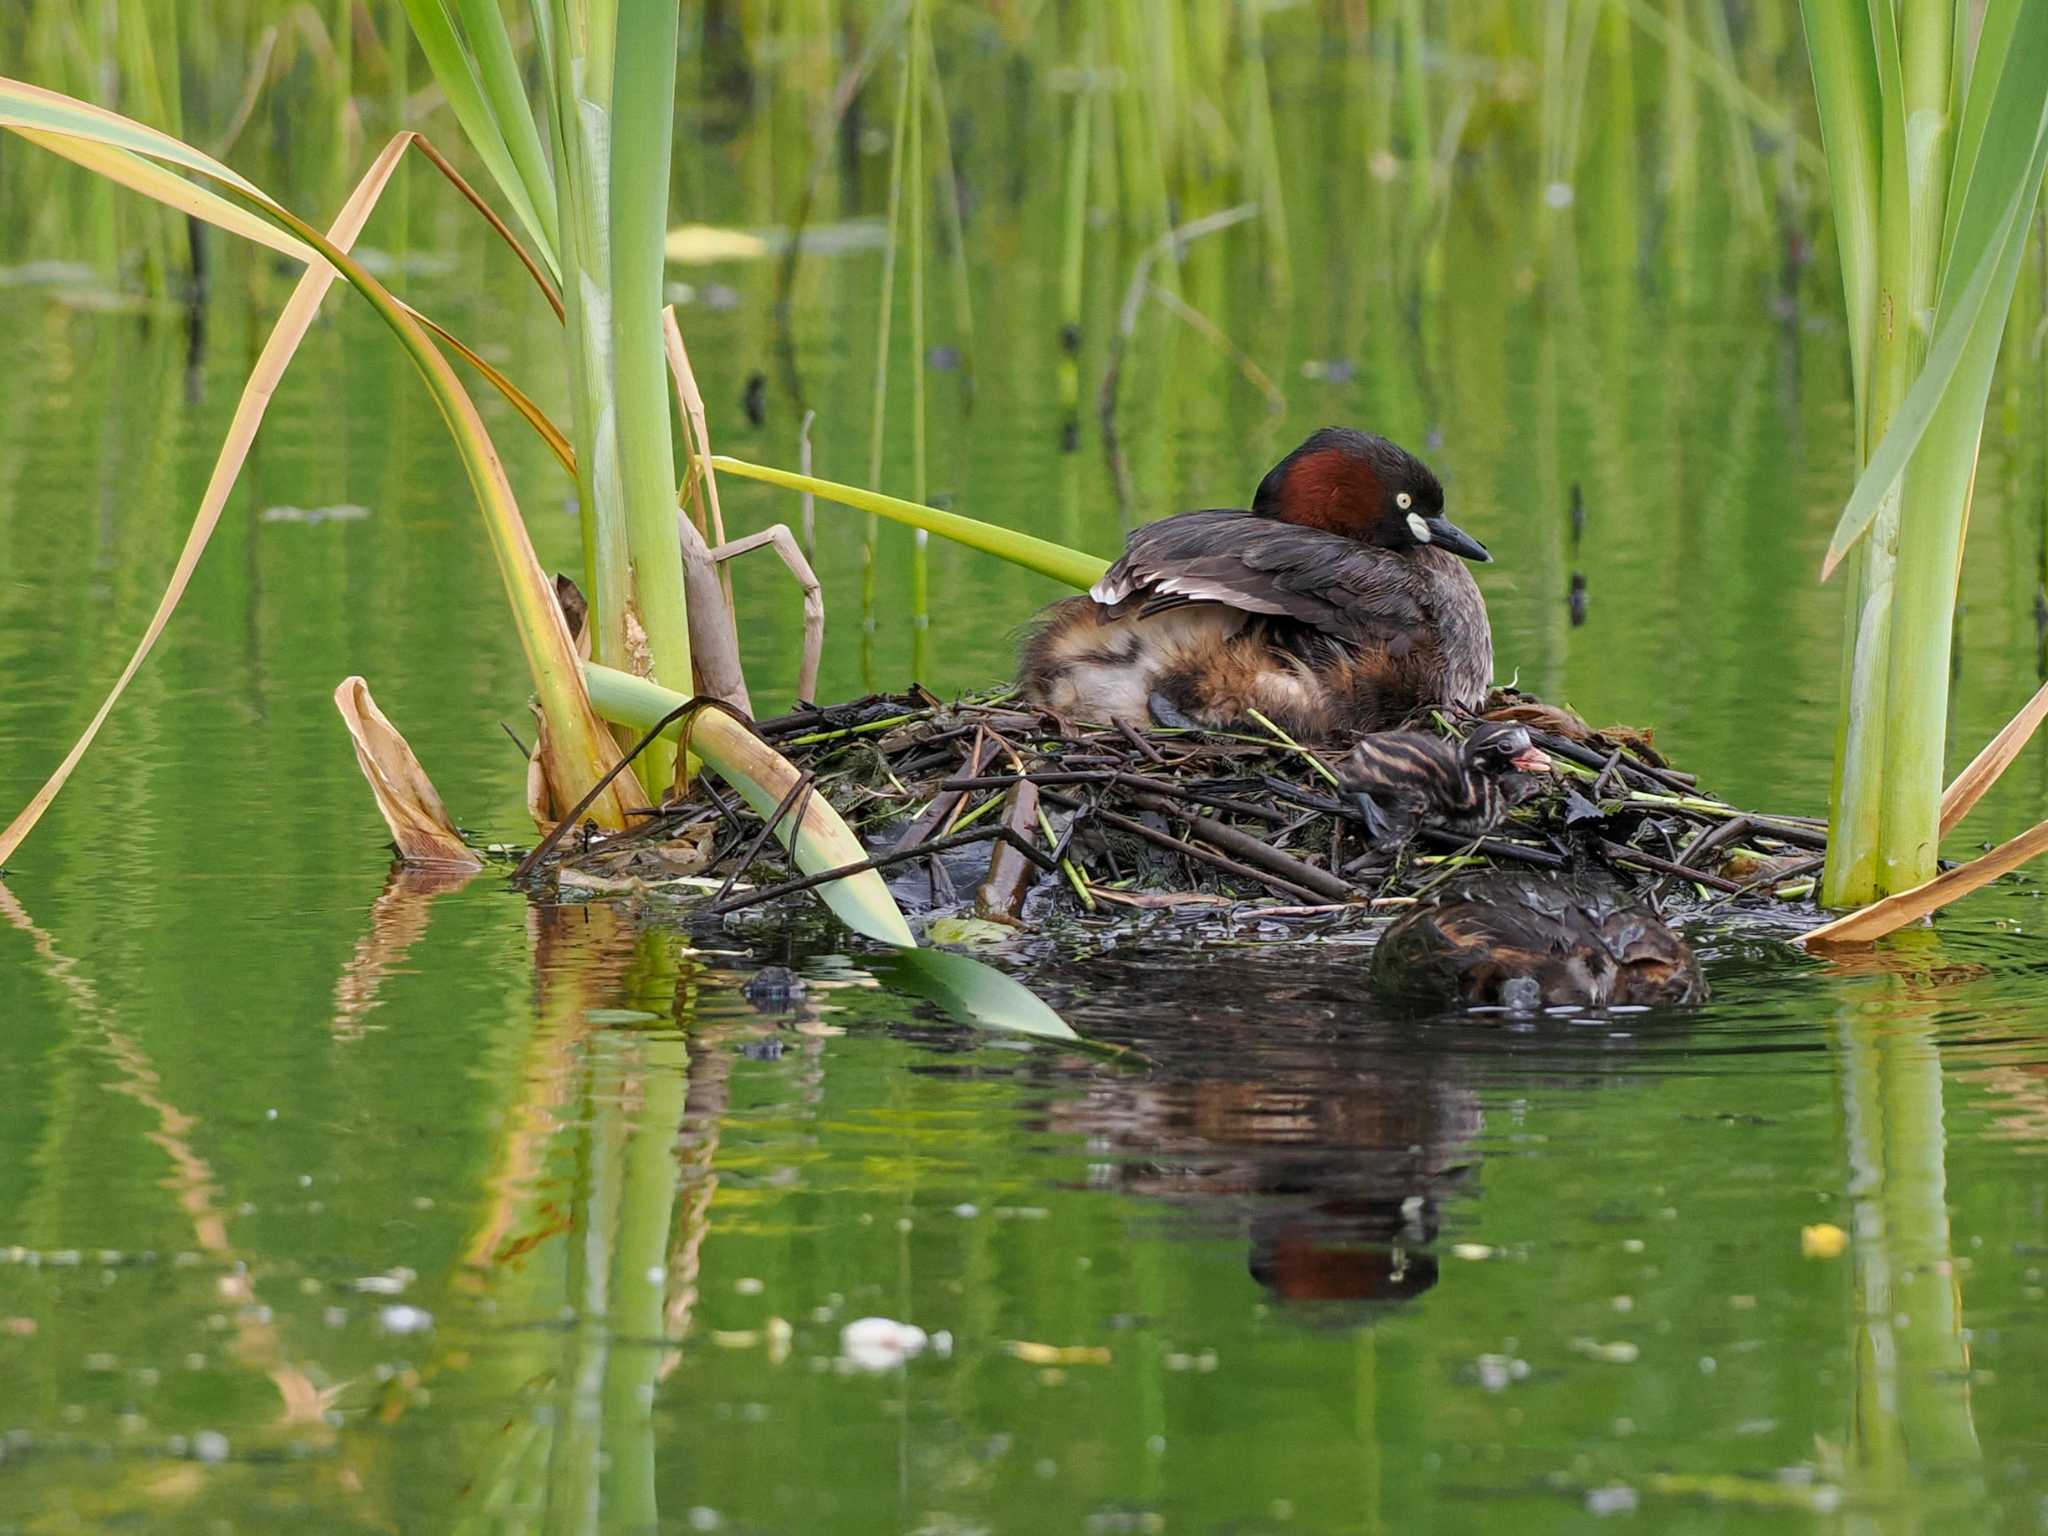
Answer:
xmin=1025 ymin=509 xmax=1491 ymax=737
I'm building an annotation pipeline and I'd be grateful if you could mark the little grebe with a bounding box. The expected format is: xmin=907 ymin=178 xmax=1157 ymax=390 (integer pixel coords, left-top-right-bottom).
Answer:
xmin=1340 ymin=722 xmax=1550 ymax=845
xmin=1020 ymin=427 xmax=1494 ymax=739
xmin=1370 ymin=874 xmax=1705 ymax=1011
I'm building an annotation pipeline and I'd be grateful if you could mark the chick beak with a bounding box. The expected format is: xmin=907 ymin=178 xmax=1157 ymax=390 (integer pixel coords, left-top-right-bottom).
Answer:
xmin=1511 ymin=745 xmax=1552 ymax=774
xmin=1422 ymin=516 xmax=1491 ymax=563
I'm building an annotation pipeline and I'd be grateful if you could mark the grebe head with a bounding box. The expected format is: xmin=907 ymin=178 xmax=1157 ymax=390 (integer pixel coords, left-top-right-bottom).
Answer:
xmin=1464 ymin=722 xmax=1551 ymax=776
xmin=1252 ymin=426 xmax=1490 ymax=563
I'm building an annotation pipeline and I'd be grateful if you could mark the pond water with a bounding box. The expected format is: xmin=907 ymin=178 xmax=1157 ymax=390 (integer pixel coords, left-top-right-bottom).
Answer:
xmin=4 ymin=17 xmax=2048 ymax=1533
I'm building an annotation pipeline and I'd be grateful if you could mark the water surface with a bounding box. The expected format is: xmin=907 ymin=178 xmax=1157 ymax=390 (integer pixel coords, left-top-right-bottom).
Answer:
xmin=3 ymin=17 xmax=2048 ymax=1533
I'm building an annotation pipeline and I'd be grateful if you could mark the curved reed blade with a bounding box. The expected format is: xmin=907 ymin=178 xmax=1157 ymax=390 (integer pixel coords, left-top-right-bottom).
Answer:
xmin=578 ymin=663 xmax=916 ymax=948
xmin=411 ymin=306 xmax=577 ymax=475
xmin=578 ymin=665 xmax=1079 ymax=1041
xmin=0 ymin=96 xmax=640 ymax=858
xmin=871 ymin=948 xmax=1078 ymax=1042
xmin=1939 ymin=678 xmax=2048 ymax=834
xmin=10 ymin=126 xmax=313 ymax=262
xmin=0 ymin=74 xmax=273 ymax=191
xmin=709 ymin=456 xmax=1109 ymax=590
xmin=400 ymin=133 xmax=563 ymax=319
xmin=1800 ymin=815 xmax=2048 ymax=947
xmin=0 ymin=129 xmax=409 ymax=864
xmin=259 ymin=205 xmax=642 ymax=832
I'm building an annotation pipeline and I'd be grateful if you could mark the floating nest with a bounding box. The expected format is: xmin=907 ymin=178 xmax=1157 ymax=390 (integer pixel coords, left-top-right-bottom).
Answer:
xmin=541 ymin=686 xmax=1827 ymax=932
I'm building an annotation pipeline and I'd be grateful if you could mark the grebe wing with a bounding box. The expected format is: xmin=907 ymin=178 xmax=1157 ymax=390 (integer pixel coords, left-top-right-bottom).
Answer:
xmin=1090 ymin=515 xmax=1426 ymax=641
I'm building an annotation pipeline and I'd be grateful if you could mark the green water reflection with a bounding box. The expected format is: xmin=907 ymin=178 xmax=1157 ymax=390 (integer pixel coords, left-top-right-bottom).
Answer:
xmin=5 ymin=8 xmax=2048 ymax=1533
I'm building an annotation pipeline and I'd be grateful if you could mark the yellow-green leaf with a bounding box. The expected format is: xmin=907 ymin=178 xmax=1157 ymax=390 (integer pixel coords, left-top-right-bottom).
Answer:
xmin=711 ymin=456 xmax=1110 ymax=591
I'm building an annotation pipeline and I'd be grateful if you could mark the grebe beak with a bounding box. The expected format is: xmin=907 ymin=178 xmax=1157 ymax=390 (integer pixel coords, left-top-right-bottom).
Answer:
xmin=1350 ymin=791 xmax=1394 ymax=842
xmin=1511 ymin=744 xmax=1552 ymax=774
xmin=1424 ymin=516 xmax=1491 ymax=563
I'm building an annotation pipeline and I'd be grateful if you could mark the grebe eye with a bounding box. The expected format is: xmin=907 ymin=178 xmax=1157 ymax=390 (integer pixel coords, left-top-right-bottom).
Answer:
xmin=1396 ymin=492 xmax=1413 ymax=510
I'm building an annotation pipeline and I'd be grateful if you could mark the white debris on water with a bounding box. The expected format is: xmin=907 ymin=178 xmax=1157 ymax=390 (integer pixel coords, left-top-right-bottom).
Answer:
xmin=838 ymin=1316 xmax=928 ymax=1372
xmin=1473 ymin=1354 xmax=1530 ymax=1392
xmin=377 ymin=1305 xmax=433 ymax=1336
xmin=1585 ymin=1485 xmax=1637 ymax=1516
xmin=191 ymin=1431 xmax=231 ymax=1464
xmin=259 ymin=503 xmax=371 ymax=525
xmin=1571 ymin=1338 xmax=1640 ymax=1364
xmin=354 ymin=1269 xmax=415 ymax=1295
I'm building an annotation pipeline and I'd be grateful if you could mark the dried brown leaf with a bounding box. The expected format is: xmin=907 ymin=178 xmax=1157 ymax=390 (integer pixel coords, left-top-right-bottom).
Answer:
xmin=1800 ymin=814 xmax=2048 ymax=947
xmin=526 ymin=700 xmax=561 ymax=834
xmin=662 ymin=306 xmax=751 ymax=713
xmin=1941 ymin=678 xmax=2048 ymax=834
xmin=554 ymin=573 xmax=591 ymax=660
xmin=1089 ymin=889 xmax=1230 ymax=910
xmin=334 ymin=677 xmax=482 ymax=871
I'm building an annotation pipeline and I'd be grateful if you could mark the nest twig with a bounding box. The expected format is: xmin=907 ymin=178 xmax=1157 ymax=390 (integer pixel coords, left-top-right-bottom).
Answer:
xmin=532 ymin=683 xmax=1824 ymax=930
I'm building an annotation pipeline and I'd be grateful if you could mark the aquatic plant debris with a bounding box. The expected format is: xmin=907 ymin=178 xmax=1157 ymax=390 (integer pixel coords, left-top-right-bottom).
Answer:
xmin=838 ymin=1316 xmax=928 ymax=1372
xmin=1005 ymin=1341 xmax=1113 ymax=1366
xmin=1801 ymin=1222 xmax=1849 ymax=1259
xmin=538 ymin=684 xmax=1829 ymax=933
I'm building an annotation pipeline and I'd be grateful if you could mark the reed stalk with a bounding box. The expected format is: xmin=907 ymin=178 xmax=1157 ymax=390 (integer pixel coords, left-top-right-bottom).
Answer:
xmin=916 ymin=7 xmax=973 ymax=387
xmin=908 ymin=0 xmax=930 ymax=682
xmin=1056 ymin=12 xmax=1094 ymax=439
xmin=598 ymin=1029 xmax=687 ymax=1526
xmin=607 ymin=0 xmax=691 ymax=787
xmin=864 ymin=37 xmax=911 ymax=685
xmin=1395 ymin=0 xmax=1430 ymax=229
xmin=1239 ymin=0 xmax=1289 ymax=287
xmin=538 ymin=0 xmax=630 ymax=675
xmin=1662 ymin=0 xmax=1700 ymax=298
xmin=1833 ymin=978 xmax=1982 ymax=1491
xmin=1803 ymin=0 xmax=2048 ymax=906
xmin=0 ymin=69 xmax=933 ymax=952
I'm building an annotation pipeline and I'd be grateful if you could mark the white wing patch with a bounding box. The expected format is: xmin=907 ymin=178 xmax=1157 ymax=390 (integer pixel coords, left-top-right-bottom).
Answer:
xmin=1090 ymin=574 xmax=1136 ymax=604
xmin=1148 ymin=575 xmax=1289 ymax=614
xmin=1092 ymin=569 xmax=1280 ymax=613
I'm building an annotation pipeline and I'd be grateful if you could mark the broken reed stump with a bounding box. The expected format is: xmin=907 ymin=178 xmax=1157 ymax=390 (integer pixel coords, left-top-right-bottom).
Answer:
xmin=538 ymin=685 xmax=1825 ymax=930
